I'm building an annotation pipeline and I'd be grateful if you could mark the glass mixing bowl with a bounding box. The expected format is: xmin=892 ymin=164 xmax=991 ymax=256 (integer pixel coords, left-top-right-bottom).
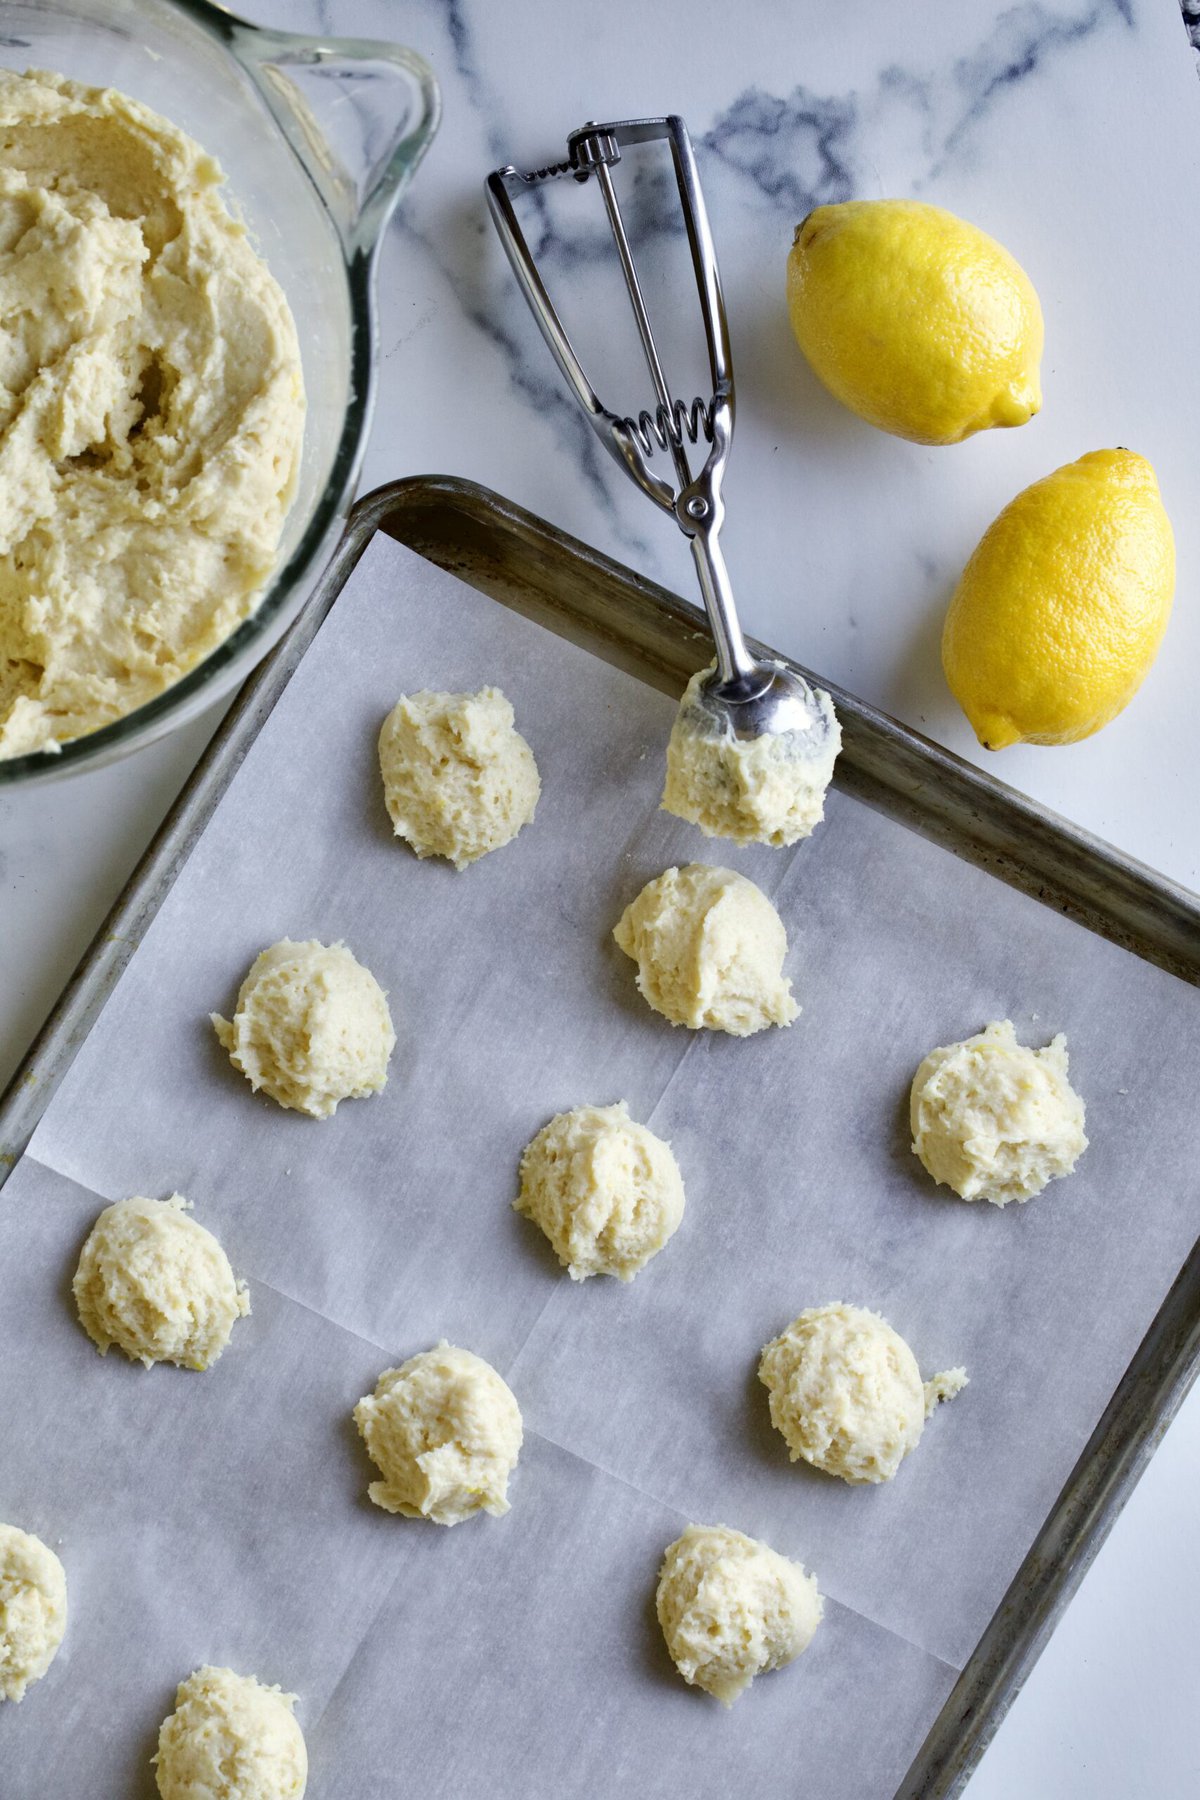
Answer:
xmin=0 ymin=0 xmax=439 ymax=785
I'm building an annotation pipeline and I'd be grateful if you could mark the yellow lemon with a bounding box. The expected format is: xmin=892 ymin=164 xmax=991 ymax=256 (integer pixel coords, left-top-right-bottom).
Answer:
xmin=786 ymin=199 xmax=1043 ymax=445
xmin=942 ymin=449 xmax=1175 ymax=749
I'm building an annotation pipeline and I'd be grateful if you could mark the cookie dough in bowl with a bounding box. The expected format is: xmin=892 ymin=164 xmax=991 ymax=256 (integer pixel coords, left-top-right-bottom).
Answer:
xmin=516 ymin=1101 xmax=685 ymax=1280
xmin=354 ymin=1343 xmax=523 ymax=1525
xmin=613 ymin=863 xmax=797 ymax=1035
xmin=663 ymin=662 xmax=842 ymax=846
xmin=378 ymin=686 xmax=540 ymax=868
xmin=0 ymin=69 xmax=305 ymax=759
xmin=656 ymin=1524 xmax=822 ymax=1705
xmin=0 ymin=1523 xmax=67 ymax=1703
xmin=759 ymin=1303 xmax=967 ymax=1485
xmin=154 ymin=1666 xmax=306 ymax=1800
xmin=910 ymin=1019 xmax=1088 ymax=1205
xmin=212 ymin=939 xmax=395 ymax=1119
xmin=73 ymin=1194 xmax=248 ymax=1370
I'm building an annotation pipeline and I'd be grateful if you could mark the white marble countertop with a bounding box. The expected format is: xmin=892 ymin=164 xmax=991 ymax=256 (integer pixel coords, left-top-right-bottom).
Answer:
xmin=3 ymin=0 xmax=1199 ymax=1792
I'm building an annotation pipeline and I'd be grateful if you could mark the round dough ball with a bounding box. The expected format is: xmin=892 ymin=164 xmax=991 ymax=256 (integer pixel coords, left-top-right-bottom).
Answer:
xmin=353 ymin=1343 xmax=523 ymax=1526
xmin=613 ymin=864 xmax=797 ymax=1036
xmin=378 ymin=686 xmax=540 ymax=869
xmin=0 ymin=1523 xmax=67 ymax=1703
xmin=155 ymin=1666 xmax=307 ymax=1800
xmin=656 ymin=1523 xmax=821 ymax=1705
xmin=662 ymin=663 xmax=842 ymax=846
xmin=212 ymin=938 xmax=395 ymax=1119
xmin=910 ymin=1019 xmax=1087 ymax=1206
xmin=73 ymin=1194 xmax=249 ymax=1370
xmin=515 ymin=1101 xmax=685 ymax=1281
xmin=758 ymin=1303 xmax=967 ymax=1485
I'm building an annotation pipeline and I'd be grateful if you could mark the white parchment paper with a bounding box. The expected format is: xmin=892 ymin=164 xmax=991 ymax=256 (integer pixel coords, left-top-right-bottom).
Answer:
xmin=4 ymin=532 xmax=1199 ymax=1797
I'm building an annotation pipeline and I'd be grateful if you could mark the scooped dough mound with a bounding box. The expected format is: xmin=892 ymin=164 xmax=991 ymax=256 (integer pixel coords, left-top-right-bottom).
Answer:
xmin=154 ymin=1666 xmax=307 ymax=1800
xmin=72 ymin=1194 xmax=248 ymax=1370
xmin=0 ymin=1524 xmax=67 ymax=1703
xmin=758 ymin=1303 xmax=967 ymax=1485
xmin=353 ymin=1343 xmax=523 ymax=1526
xmin=910 ymin=1019 xmax=1088 ymax=1205
xmin=212 ymin=939 xmax=395 ymax=1119
xmin=662 ymin=663 xmax=842 ymax=846
xmin=0 ymin=69 xmax=305 ymax=759
xmin=515 ymin=1101 xmax=685 ymax=1281
xmin=613 ymin=864 xmax=797 ymax=1035
xmin=378 ymin=686 xmax=540 ymax=869
xmin=656 ymin=1524 xmax=822 ymax=1705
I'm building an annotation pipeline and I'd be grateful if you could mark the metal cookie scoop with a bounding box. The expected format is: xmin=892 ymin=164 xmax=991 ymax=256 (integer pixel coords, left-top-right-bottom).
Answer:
xmin=486 ymin=114 xmax=838 ymax=761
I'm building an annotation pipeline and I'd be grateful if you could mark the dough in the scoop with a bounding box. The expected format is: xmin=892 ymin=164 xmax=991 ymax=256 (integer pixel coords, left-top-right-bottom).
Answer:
xmin=378 ymin=686 xmax=539 ymax=869
xmin=656 ymin=1523 xmax=822 ymax=1705
xmin=354 ymin=1343 xmax=523 ymax=1525
xmin=154 ymin=1666 xmax=306 ymax=1800
xmin=613 ymin=863 xmax=797 ymax=1035
xmin=0 ymin=69 xmax=304 ymax=759
xmin=910 ymin=1019 xmax=1087 ymax=1205
xmin=0 ymin=1524 xmax=67 ymax=1703
xmin=73 ymin=1194 xmax=249 ymax=1370
xmin=212 ymin=939 xmax=394 ymax=1119
xmin=516 ymin=1101 xmax=685 ymax=1281
xmin=759 ymin=1303 xmax=967 ymax=1485
xmin=662 ymin=662 xmax=842 ymax=846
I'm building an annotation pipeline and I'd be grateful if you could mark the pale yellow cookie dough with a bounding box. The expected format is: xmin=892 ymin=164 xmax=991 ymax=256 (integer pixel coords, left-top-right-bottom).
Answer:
xmin=656 ymin=1523 xmax=822 ymax=1706
xmin=759 ymin=1303 xmax=967 ymax=1485
xmin=0 ymin=1524 xmax=67 ymax=1703
xmin=613 ymin=863 xmax=797 ymax=1035
xmin=154 ymin=1666 xmax=307 ymax=1800
xmin=73 ymin=1194 xmax=248 ymax=1370
xmin=910 ymin=1019 xmax=1088 ymax=1206
xmin=378 ymin=686 xmax=540 ymax=868
xmin=0 ymin=69 xmax=305 ymax=759
xmin=354 ymin=1343 xmax=523 ymax=1525
xmin=663 ymin=663 xmax=842 ymax=846
xmin=515 ymin=1101 xmax=685 ymax=1281
xmin=212 ymin=939 xmax=395 ymax=1119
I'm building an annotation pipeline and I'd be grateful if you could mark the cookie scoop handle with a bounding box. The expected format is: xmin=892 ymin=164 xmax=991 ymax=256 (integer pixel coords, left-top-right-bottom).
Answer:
xmin=228 ymin=18 xmax=440 ymax=260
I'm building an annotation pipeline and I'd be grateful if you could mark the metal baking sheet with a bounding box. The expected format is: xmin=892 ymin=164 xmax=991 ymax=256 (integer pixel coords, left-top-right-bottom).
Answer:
xmin=2 ymin=478 xmax=1199 ymax=1800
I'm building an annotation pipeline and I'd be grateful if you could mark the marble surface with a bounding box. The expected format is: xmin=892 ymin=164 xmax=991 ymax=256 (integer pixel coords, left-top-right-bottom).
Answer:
xmin=2 ymin=1 xmax=1199 ymax=1794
